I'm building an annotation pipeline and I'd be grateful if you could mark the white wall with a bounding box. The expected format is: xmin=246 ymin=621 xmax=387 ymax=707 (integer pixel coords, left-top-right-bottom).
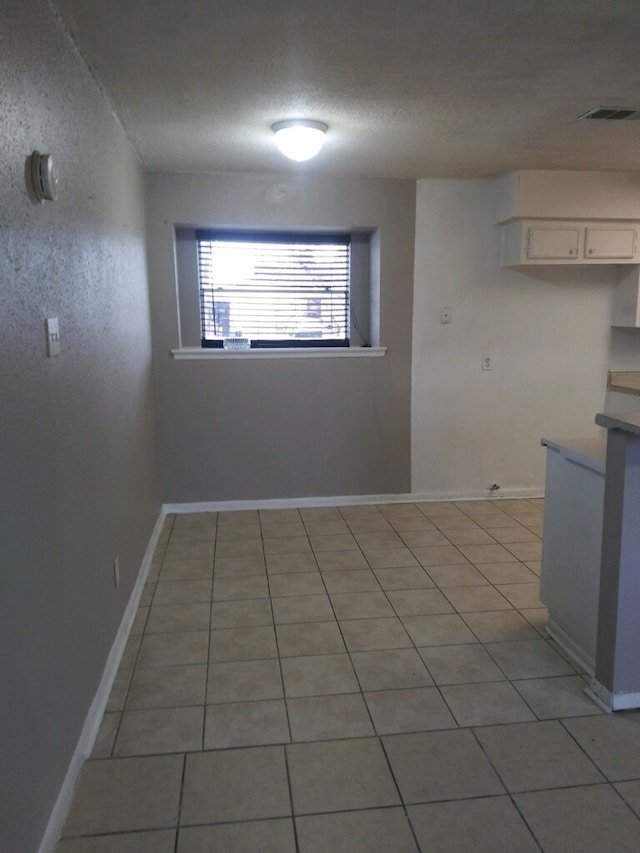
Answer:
xmin=411 ymin=178 xmax=640 ymax=498
xmin=1 ymin=3 xmax=162 ymax=851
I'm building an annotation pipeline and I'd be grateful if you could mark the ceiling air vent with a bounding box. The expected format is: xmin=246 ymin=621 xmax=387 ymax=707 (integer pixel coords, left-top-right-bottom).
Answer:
xmin=580 ymin=107 xmax=640 ymax=120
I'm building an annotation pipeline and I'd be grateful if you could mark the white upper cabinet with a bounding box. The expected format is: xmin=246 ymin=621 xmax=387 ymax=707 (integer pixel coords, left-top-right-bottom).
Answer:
xmin=526 ymin=226 xmax=580 ymax=260
xmin=500 ymin=220 xmax=640 ymax=267
xmin=584 ymin=227 xmax=637 ymax=259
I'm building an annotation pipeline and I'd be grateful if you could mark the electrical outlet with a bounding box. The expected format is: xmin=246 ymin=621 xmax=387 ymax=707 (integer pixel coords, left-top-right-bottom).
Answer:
xmin=440 ymin=306 xmax=452 ymax=324
xmin=482 ymin=355 xmax=493 ymax=371
xmin=113 ymin=555 xmax=120 ymax=589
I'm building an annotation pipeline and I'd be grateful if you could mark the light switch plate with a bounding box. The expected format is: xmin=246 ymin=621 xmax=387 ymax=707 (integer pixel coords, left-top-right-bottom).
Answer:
xmin=46 ymin=317 xmax=61 ymax=357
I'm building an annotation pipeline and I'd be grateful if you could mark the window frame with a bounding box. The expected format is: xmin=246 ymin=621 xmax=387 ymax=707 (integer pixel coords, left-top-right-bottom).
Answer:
xmin=196 ymin=229 xmax=352 ymax=350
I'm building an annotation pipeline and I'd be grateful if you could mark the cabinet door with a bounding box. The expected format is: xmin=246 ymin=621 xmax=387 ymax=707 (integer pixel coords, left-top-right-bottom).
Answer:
xmin=585 ymin=227 xmax=637 ymax=259
xmin=526 ymin=227 xmax=580 ymax=259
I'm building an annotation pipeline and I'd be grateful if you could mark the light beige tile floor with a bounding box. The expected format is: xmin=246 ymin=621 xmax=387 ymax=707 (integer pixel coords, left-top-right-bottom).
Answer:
xmin=56 ymin=499 xmax=640 ymax=852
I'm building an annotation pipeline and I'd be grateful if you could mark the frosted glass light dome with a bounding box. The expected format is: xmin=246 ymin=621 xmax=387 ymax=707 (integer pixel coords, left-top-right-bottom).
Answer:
xmin=272 ymin=120 xmax=328 ymax=162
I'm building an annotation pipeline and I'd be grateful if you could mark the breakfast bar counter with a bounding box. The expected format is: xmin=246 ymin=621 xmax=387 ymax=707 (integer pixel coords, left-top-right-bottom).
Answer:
xmin=541 ymin=414 xmax=640 ymax=711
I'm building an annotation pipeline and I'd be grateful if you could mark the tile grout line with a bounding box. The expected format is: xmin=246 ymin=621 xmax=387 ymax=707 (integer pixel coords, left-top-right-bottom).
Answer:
xmin=201 ymin=515 xmax=217 ymax=752
xmin=262 ymin=508 xmax=297 ymax=751
xmin=174 ymin=752 xmax=188 ymax=853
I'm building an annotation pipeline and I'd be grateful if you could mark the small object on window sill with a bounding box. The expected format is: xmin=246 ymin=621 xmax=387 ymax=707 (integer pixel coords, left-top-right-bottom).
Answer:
xmin=223 ymin=337 xmax=250 ymax=350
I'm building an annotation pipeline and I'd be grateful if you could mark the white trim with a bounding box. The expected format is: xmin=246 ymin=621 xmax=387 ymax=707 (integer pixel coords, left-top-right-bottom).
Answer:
xmin=164 ymin=494 xmax=407 ymax=514
xmin=38 ymin=510 xmax=166 ymax=853
xmin=586 ymin=678 xmax=640 ymax=712
xmin=163 ymin=489 xmax=544 ymax=515
xmin=171 ymin=346 xmax=386 ymax=360
xmin=545 ymin=618 xmax=595 ymax=676
xmin=411 ymin=486 xmax=543 ymax=502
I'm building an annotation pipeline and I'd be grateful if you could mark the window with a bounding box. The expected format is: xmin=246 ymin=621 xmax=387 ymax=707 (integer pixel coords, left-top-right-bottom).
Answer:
xmin=196 ymin=231 xmax=351 ymax=348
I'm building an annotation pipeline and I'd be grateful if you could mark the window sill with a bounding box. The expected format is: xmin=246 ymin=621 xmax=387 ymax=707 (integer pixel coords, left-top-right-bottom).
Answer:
xmin=171 ymin=346 xmax=387 ymax=361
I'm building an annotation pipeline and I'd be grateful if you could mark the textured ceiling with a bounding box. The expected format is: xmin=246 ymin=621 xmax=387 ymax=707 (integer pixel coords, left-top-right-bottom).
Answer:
xmin=53 ymin=0 xmax=640 ymax=178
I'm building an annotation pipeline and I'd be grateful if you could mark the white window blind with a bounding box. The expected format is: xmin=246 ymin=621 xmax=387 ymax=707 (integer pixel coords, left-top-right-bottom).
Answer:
xmin=197 ymin=231 xmax=351 ymax=348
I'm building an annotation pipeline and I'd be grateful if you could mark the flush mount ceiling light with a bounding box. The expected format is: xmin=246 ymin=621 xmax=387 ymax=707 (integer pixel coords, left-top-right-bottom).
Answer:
xmin=272 ymin=119 xmax=328 ymax=162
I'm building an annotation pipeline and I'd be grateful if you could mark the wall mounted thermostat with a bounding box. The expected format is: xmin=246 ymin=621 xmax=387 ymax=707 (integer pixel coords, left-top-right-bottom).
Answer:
xmin=30 ymin=151 xmax=58 ymax=202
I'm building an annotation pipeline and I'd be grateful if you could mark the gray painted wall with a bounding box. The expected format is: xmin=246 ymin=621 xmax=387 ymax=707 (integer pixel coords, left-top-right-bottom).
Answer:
xmin=0 ymin=3 xmax=162 ymax=850
xmin=146 ymin=172 xmax=415 ymax=502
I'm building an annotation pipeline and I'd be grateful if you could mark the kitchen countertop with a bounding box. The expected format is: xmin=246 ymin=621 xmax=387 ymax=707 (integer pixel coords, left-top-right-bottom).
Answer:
xmin=608 ymin=371 xmax=640 ymax=396
xmin=595 ymin=411 xmax=640 ymax=436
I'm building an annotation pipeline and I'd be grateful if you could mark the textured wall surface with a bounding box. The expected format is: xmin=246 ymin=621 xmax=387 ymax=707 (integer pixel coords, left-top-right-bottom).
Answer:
xmin=0 ymin=2 xmax=162 ymax=850
xmin=146 ymin=171 xmax=415 ymax=502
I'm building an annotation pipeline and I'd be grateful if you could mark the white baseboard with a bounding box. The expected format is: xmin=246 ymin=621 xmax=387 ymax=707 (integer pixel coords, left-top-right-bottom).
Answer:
xmin=587 ymin=678 xmax=640 ymax=713
xmin=545 ymin=618 xmax=595 ymax=676
xmin=38 ymin=510 xmax=166 ymax=853
xmin=411 ymin=487 xmax=543 ymax=502
xmin=164 ymin=488 xmax=544 ymax=514
xmin=164 ymin=494 xmax=414 ymax=513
